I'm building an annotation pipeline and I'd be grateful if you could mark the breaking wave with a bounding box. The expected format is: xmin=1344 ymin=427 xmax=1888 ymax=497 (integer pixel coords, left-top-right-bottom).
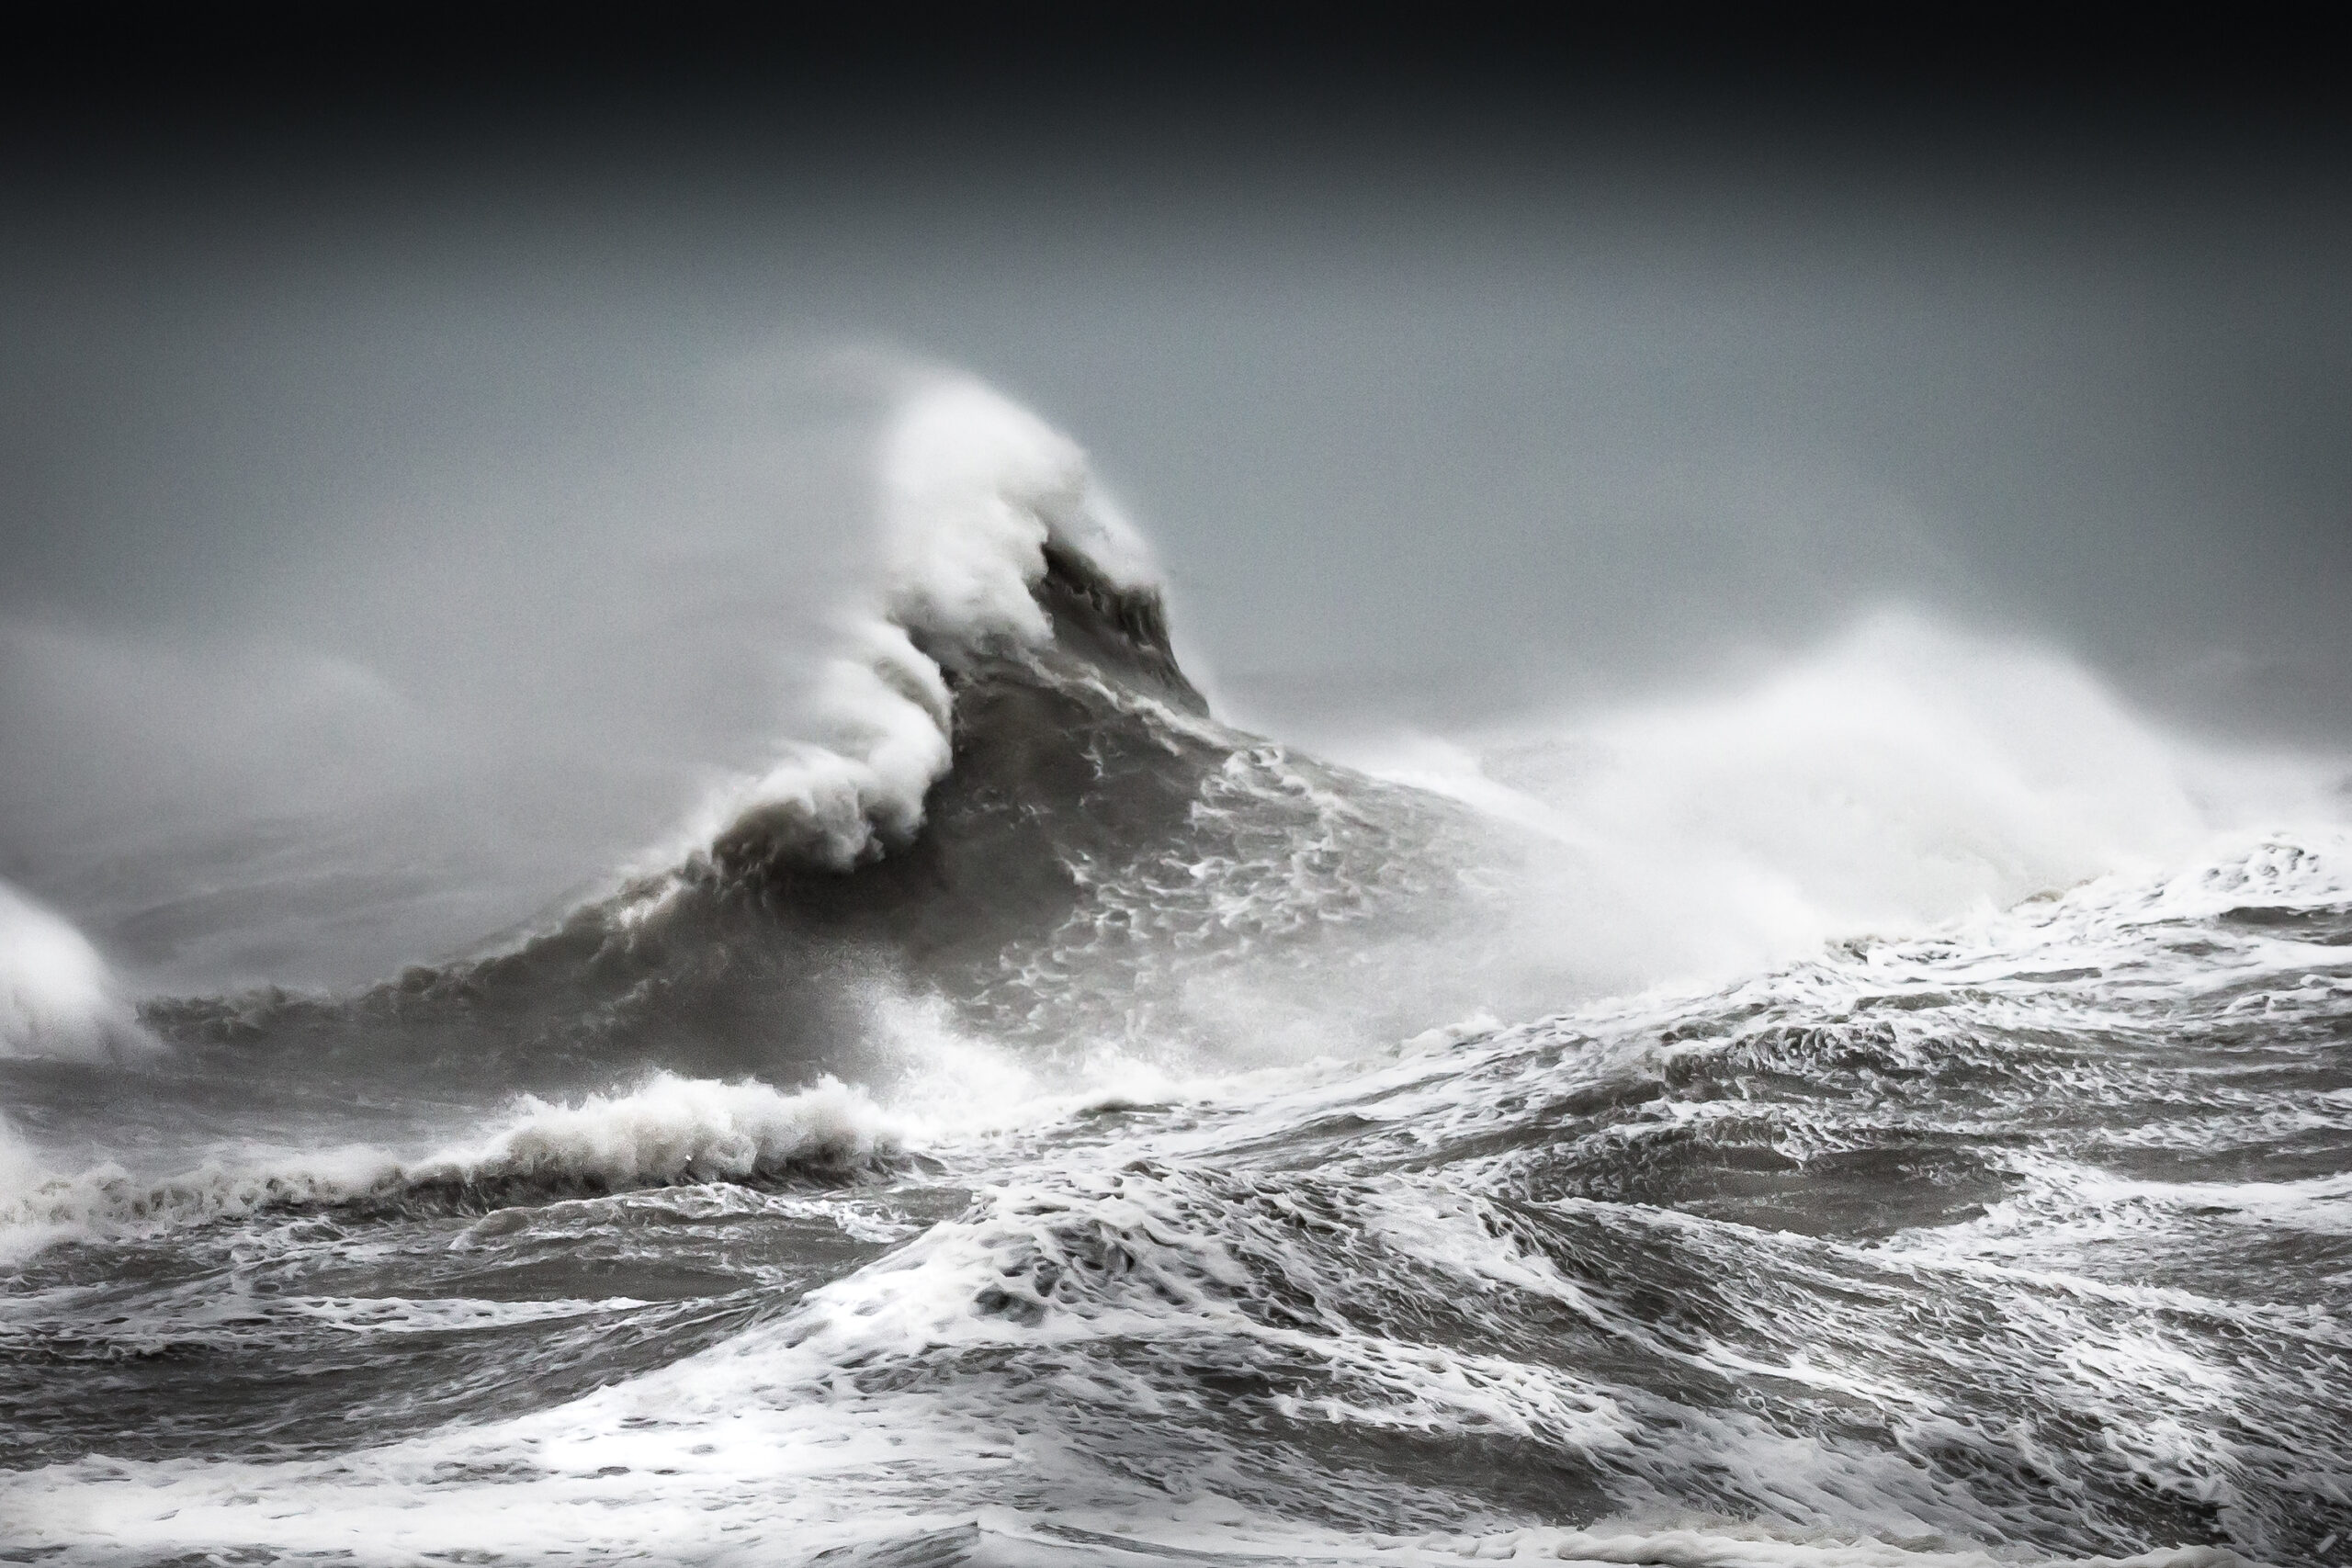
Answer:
xmin=0 ymin=1072 xmax=899 ymax=1256
xmin=666 ymin=374 xmax=1182 ymax=879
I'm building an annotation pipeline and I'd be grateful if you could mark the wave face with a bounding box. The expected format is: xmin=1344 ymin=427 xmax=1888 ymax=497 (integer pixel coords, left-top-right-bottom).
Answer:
xmin=4 ymin=378 xmax=2350 ymax=1568
xmin=119 ymin=378 xmax=1487 ymax=1091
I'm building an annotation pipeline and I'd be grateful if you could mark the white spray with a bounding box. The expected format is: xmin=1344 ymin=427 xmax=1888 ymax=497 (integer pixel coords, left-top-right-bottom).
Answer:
xmin=0 ymin=878 xmax=153 ymax=1062
xmin=671 ymin=376 xmax=1158 ymax=873
xmin=1357 ymin=609 xmax=2351 ymax=998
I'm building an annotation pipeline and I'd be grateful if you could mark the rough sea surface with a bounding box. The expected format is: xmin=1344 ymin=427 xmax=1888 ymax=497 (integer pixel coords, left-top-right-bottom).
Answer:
xmin=4 ymin=382 xmax=2346 ymax=1566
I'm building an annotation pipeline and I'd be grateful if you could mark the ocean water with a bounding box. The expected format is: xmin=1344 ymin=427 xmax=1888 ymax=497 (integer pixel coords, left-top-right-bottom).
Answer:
xmin=3 ymin=379 xmax=2347 ymax=1566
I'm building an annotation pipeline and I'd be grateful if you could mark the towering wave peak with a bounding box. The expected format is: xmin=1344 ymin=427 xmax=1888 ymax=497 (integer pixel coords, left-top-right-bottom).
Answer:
xmin=0 ymin=879 xmax=153 ymax=1062
xmin=152 ymin=374 xmax=1417 ymax=1079
xmin=702 ymin=377 xmax=1192 ymax=878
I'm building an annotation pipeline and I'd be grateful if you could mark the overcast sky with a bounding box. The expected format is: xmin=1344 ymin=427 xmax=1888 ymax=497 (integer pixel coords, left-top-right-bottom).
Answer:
xmin=5 ymin=51 xmax=2348 ymax=985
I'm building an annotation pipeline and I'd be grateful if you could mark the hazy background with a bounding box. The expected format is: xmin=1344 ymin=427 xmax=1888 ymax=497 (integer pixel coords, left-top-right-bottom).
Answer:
xmin=4 ymin=40 xmax=2348 ymax=989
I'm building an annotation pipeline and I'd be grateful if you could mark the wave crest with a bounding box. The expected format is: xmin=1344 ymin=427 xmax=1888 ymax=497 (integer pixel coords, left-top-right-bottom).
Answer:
xmin=0 ymin=1072 xmax=901 ymax=1256
xmin=415 ymin=1071 xmax=900 ymax=1196
xmin=691 ymin=376 xmax=1180 ymax=880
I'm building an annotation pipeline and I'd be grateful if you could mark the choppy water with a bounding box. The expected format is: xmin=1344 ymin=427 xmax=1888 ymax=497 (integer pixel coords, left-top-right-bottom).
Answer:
xmin=4 ymin=379 xmax=2347 ymax=1567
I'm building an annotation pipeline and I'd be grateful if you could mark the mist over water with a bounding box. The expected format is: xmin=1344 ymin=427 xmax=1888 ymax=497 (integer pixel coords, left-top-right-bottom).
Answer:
xmin=5 ymin=59 xmax=2352 ymax=1567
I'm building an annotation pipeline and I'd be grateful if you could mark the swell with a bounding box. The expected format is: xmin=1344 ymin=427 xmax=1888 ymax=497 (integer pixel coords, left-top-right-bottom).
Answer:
xmin=139 ymin=533 xmax=1472 ymax=1083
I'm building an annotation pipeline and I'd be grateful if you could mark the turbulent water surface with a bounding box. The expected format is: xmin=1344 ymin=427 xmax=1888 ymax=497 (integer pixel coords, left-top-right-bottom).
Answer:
xmin=4 ymin=381 xmax=2349 ymax=1567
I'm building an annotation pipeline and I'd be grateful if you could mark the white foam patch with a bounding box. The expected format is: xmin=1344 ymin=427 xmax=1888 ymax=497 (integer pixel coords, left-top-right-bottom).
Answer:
xmin=0 ymin=878 xmax=154 ymax=1062
xmin=1919 ymin=1157 xmax=2352 ymax=1260
xmin=854 ymin=979 xmax=1206 ymax=1144
xmin=1404 ymin=1522 xmax=2248 ymax=1567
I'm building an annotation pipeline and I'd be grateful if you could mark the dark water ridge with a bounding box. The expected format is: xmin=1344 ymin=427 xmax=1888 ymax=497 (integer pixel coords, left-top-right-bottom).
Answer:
xmin=117 ymin=537 xmax=1475 ymax=1100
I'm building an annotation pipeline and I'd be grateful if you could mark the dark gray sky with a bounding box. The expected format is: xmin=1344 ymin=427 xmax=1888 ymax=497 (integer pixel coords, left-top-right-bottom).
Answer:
xmin=5 ymin=48 xmax=2349 ymax=983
